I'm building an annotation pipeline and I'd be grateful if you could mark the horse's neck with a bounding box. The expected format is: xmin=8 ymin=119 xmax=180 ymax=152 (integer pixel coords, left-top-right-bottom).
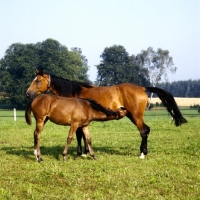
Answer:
xmin=49 ymin=87 xmax=60 ymax=96
xmin=78 ymin=87 xmax=89 ymax=98
xmin=50 ymin=76 xmax=91 ymax=97
xmin=78 ymin=86 xmax=98 ymax=99
xmin=49 ymin=83 xmax=77 ymax=97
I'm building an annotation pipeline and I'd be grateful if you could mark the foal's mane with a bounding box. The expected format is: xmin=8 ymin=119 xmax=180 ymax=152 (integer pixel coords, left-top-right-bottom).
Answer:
xmin=50 ymin=75 xmax=94 ymax=97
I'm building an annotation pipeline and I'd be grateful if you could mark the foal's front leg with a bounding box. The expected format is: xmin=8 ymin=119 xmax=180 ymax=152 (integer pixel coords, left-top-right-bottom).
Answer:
xmin=33 ymin=121 xmax=44 ymax=162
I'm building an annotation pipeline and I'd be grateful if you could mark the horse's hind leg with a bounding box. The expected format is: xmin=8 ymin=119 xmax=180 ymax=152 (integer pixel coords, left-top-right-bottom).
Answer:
xmin=127 ymin=113 xmax=150 ymax=159
xmin=139 ymin=123 xmax=150 ymax=159
xmin=76 ymin=127 xmax=89 ymax=157
xmin=76 ymin=128 xmax=83 ymax=156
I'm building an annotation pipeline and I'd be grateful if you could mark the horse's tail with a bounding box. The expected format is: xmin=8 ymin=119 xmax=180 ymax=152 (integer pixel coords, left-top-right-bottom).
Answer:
xmin=145 ymin=87 xmax=187 ymax=126
xmin=25 ymin=102 xmax=32 ymax=125
xmin=83 ymin=98 xmax=123 ymax=118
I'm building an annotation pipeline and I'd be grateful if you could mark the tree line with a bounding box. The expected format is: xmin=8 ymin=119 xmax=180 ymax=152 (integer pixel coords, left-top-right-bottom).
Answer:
xmin=157 ymin=80 xmax=200 ymax=98
xmin=0 ymin=38 xmax=199 ymax=108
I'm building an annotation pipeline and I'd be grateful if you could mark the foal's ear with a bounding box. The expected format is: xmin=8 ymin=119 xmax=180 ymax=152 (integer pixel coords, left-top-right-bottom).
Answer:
xmin=35 ymin=68 xmax=43 ymax=76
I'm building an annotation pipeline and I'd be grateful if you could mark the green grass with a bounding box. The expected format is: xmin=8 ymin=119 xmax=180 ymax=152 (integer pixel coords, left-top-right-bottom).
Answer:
xmin=0 ymin=110 xmax=200 ymax=199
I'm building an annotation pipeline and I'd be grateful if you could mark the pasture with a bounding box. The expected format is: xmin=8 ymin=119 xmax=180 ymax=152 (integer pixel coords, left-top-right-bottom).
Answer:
xmin=0 ymin=108 xmax=200 ymax=199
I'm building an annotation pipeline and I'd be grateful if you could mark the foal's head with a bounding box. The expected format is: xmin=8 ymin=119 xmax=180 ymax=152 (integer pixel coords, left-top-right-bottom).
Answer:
xmin=26 ymin=69 xmax=50 ymax=98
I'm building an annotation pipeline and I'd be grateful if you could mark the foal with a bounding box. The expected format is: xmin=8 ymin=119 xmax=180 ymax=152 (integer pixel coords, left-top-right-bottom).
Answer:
xmin=25 ymin=94 xmax=127 ymax=162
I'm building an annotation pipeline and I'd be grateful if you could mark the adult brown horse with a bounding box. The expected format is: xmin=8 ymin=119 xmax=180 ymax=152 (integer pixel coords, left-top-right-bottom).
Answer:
xmin=25 ymin=94 xmax=127 ymax=162
xmin=26 ymin=69 xmax=187 ymax=159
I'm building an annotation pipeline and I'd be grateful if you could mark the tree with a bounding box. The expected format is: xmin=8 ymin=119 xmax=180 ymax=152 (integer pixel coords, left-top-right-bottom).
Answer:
xmin=0 ymin=39 xmax=90 ymax=108
xmin=96 ymin=45 xmax=149 ymax=86
xmin=0 ymin=43 xmax=38 ymax=107
xmin=126 ymin=55 xmax=150 ymax=86
xmin=135 ymin=47 xmax=176 ymax=108
xmin=70 ymin=47 xmax=90 ymax=82
xmin=37 ymin=39 xmax=90 ymax=82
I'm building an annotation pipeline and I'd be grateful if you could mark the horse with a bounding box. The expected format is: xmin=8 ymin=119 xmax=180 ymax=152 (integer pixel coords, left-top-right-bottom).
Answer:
xmin=26 ymin=69 xmax=187 ymax=159
xmin=25 ymin=94 xmax=127 ymax=162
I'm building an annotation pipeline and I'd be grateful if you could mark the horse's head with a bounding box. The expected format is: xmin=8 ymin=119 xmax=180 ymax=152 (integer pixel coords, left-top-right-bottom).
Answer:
xmin=26 ymin=69 xmax=50 ymax=98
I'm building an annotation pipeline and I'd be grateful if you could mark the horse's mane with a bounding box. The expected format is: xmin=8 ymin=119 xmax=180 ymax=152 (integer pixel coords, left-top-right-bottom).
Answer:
xmin=82 ymin=98 xmax=120 ymax=117
xmin=50 ymin=75 xmax=94 ymax=97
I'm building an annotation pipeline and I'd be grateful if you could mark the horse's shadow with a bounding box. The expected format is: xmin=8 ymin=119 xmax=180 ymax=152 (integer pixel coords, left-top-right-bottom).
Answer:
xmin=1 ymin=145 xmax=138 ymax=161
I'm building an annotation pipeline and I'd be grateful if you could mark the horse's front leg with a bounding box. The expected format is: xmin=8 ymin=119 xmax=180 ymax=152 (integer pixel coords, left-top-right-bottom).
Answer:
xmin=63 ymin=123 xmax=79 ymax=161
xmin=82 ymin=126 xmax=97 ymax=160
xmin=76 ymin=127 xmax=89 ymax=157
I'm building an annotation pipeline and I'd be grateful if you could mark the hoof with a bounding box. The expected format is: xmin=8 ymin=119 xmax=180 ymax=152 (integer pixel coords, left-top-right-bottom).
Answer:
xmin=139 ymin=152 xmax=145 ymax=159
xmin=93 ymin=156 xmax=98 ymax=160
xmin=63 ymin=156 xmax=67 ymax=162
xmin=37 ymin=157 xmax=43 ymax=162
xmin=74 ymin=155 xmax=80 ymax=159
xmin=81 ymin=154 xmax=87 ymax=158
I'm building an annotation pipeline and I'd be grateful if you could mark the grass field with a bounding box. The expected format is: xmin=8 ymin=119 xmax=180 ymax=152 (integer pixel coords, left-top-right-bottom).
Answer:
xmin=0 ymin=109 xmax=200 ymax=199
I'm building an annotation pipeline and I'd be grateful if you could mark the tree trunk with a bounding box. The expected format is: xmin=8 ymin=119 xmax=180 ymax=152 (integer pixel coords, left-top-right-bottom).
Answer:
xmin=147 ymin=92 xmax=154 ymax=110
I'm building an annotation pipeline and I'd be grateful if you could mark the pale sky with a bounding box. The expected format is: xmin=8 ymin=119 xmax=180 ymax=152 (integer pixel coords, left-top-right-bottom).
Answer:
xmin=0 ymin=0 xmax=199 ymax=82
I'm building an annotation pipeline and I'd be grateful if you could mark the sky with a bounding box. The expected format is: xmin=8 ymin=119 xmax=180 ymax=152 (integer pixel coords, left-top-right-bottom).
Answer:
xmin=0 ymin=0 xmax=199 ymax=82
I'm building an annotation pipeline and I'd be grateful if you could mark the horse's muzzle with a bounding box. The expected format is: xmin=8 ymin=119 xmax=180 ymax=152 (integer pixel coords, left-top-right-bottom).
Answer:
xmin=26 ymin=91 xmax=33 ymax=99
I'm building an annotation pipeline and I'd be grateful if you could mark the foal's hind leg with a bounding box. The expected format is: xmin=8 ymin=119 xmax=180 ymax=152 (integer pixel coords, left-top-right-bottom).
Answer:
xmin=82 ymin=126 xmax=97 ymax=160
xmin=63 ymin=123 xmax=79 ymax=161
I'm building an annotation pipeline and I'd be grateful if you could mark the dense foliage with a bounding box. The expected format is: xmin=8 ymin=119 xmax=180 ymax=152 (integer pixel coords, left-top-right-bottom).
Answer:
xmin=0 ymin=39 xmax=90 ymax=108
xmin=96 ymin=45 xmax=150 ymax=86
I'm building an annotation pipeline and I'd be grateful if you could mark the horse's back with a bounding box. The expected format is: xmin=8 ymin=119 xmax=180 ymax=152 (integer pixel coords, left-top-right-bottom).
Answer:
xmin=80 ymin=83 xmax=148 ymax=110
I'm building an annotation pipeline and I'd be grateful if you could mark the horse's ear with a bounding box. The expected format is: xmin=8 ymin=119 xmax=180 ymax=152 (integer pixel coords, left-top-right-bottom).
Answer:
xmin=35 ymin=68 xmax=43 ymax=76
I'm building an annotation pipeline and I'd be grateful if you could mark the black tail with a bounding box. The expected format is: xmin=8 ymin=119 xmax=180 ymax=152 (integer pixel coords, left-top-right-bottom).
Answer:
xmin=145 ymin=87 xmax=187 ymax=126
xmin=81 ymin=98 xmax=121 ymax=118
xmin=25 ymin=102 xmax=32 ymax=125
